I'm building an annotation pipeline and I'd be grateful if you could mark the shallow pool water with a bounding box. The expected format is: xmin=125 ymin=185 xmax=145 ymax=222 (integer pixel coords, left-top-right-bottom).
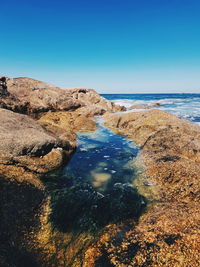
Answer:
xmin=61 ymin=120 xmax=139 ymax=193
xmin=44 ymin=120 xmax=145 ymax=232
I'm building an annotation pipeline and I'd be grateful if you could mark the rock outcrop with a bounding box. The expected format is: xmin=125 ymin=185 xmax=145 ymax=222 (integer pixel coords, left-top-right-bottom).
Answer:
xmin=1 ymin=74 xmax=199 ymax=266
xmin=97 ymin=109 xmax=200 ymax=266
xmin=0 ymin=75 xmax=126 ymax=266
xmin=104 ymin=109 xmax=200 ymax=200
xmin=38 ymin=110 xmax=97 ymax=134
xmin=6 ymin=77 xmax=81 ymax=115
xmin=0 ymin=108 xmax=76 ymax=178
xmin=65 ymin=87 xmax=125 ymax=113
xmin=0 ymin=106 xmax=98 ymax=266
xmin=0 ymin=76 xmax=125 ymax=116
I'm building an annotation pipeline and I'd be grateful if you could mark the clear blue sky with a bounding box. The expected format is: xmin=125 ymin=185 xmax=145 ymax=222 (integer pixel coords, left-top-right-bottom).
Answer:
xmin=1 ymin=0 xmax=200 ymax=93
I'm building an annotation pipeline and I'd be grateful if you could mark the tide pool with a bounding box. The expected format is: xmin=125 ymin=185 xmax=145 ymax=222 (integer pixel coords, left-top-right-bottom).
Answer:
xmin=44 ymin=120 xmax=145 ymax=232
xmin=62 ymin=121 xmax=138 ymax=193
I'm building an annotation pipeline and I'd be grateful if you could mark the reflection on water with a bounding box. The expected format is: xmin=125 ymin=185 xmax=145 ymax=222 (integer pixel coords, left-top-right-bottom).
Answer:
xmin=62 ymin=123 xmax=138 ymax=193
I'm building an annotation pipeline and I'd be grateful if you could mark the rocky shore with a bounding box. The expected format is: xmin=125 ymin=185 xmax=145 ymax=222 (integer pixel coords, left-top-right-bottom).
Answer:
xmin=0 ymin=76 xmax=199 ymax=266
xmin=0 ymin=76 xmax=124 ymax=117
xmin=101 ymin=110 xmax=200 ymax=266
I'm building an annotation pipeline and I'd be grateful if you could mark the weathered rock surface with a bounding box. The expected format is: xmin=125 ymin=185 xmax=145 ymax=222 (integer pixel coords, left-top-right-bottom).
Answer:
xmin=0 ymin=76 xmax=127 ymax=266
xmin=6 ymin=77 xmax=82 ymax=114
xmin=0 ymin=76 xmax=125 ymax=116
xmin=1 ymin=74 xmax=199 ymax=266
xmin=104 ymin=109 xmax=200 ymax=201
xmin=66 ymin=87 xmax=126 ymax=113
xmin=0 ymin=107 xmax=84 ymax=267
xmin=97 ymin=109 xmax=200 ymax=266
xmin=0 ymin=90 xmax=102 ymax=266
xmin=38 ymin=110 xmax=97 ymax=134
xmin=104 ymin=109 xmax=200 ymax=147
xmin=0 ymin=108 xmax=75 ymax=177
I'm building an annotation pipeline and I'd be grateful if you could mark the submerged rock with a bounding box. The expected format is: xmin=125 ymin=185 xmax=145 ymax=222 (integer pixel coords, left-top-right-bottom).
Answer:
xmin=128 ymin=103 xmax=161 ymax=110
xmin=47 ymin=176 xmax=146 ymax=232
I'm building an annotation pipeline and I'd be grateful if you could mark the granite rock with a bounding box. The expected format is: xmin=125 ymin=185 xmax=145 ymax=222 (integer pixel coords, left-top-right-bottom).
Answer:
xmin=0 ymin=76 xmax=125 ymax=116
xmin=0 ymin=108 xmax=75 ymax=176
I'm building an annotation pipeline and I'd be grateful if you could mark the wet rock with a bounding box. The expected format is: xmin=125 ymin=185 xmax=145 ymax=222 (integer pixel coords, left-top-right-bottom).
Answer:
xmin=128 ymin=104 xmax=147 ymax=110
xmin=85 ymin=201 xmax=200 ymax=267
xmin=129 ymin=103 xmax=161 ymax=110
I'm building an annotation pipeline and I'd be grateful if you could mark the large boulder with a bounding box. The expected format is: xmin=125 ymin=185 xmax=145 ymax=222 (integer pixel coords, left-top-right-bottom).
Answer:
xmin=0 ymin=108 xmax=75 ymax=177
xmin=65 ymin=87 xmax=125 ymax=113
xmin=6 ymin=77 xmax=81 ymax=115
xmin=104 ymin=109 xmax=200 ymax=150
xmin=2 ymin=76 xmax=125 ymax=116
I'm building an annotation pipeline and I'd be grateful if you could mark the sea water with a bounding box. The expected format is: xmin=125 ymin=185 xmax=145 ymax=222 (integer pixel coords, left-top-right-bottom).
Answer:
xmin=102 ymin=93 xmax=200 ymax=124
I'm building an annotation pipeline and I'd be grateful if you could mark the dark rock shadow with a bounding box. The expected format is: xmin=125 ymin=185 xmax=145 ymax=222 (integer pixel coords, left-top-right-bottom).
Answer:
xmin=0 ymin=177 xmax=45 ymax=267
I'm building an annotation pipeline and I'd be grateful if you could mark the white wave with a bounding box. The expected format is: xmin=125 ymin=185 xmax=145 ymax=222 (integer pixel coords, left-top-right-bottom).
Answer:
xmin=114 ymin=97 xmax=200 ymax=108
xmin=113 ymin=99 xmax=138 ymax=108
xmin=112 ymin=96 xmax=200 ymax=124
xmin=113 ymin=98 xmax=179 ymax=108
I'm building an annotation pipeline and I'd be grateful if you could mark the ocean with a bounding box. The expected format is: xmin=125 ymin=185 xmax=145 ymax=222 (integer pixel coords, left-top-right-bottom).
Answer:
xmin=102 ymin=93 xmax=200 ymax=124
